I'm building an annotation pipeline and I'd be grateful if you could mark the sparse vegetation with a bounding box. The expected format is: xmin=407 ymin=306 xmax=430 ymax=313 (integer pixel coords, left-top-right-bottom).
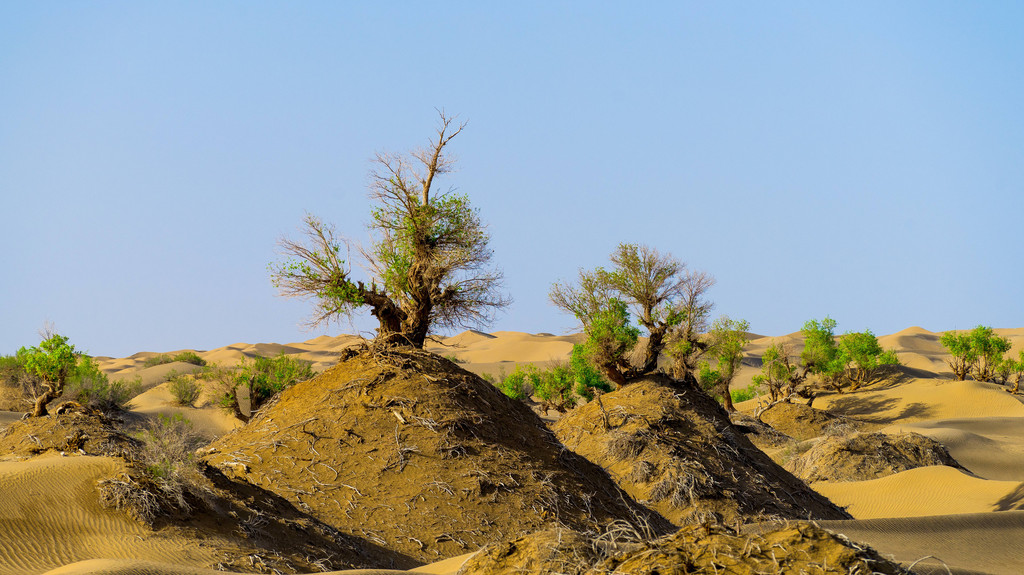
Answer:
xmin=167 ymin=372 xmax=203 ymax=406
xmin=270 ymin=112 xmax=509 ymax=349
xmin=100 ymin=413 xmax=211 ymax=523
xmin=695 ymin=316 xmax=750 ymax=412
xmin=143 ymin=351 xmax=207 ymax=368
xmin=488 ymin=347 xmax=612 ymax=413
xmin=940 ymin=326 xmax=1011 ymax=382
xmin=219 ymin=353 xmax=315 ymax=421
xmin=68 ymin=356 xmax=140 ymax=413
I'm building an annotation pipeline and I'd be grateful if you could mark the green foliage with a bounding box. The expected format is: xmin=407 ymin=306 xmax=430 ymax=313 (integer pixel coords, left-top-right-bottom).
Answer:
xmin=69 ymin=356 xmax=140 ymax=413
xmin=696 ymin=317 xmax=750 ymax=411
xmin=752 ymin=342 xmax=801 ymax=401
xmin=569 ymin=344 xmax=612 ymax=400
xmin=144 ymin=352 xmax=207 ymax=368
xmin=800 ymin=318 xmax=845 ymax=389
xmin=488 ymin=347 xmax=611 ymax=412
xmin=496 ymin=365 xmax=533 ymax=401
xmin=167 ymin=373 xmax=203 ymax=407
xmin=969 ymin=326 xmax=1011 ymax=382
xmin=230 ymin=353 xmax=315 ymax=413
xmin=18 ymin=334 xmax=78 ymax=388
xmin=731 ymin=383 xmax=761 ymax=404
xmin=836 ymin=330 xmax=900 ymax=389
xmin=583 ymin=298 xmax=641 ymax=378
xmin=940 ymin=326 xmax=1011 ymax=382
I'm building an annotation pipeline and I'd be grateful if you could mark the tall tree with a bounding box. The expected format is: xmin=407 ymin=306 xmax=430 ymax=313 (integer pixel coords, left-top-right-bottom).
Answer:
xmin=271 ymin=113 xmax=509 ymax=348
xmin=18 ymin=333 xmax=79 ymax=417
xmin=696 ymin=316 xmax=750 ymax=412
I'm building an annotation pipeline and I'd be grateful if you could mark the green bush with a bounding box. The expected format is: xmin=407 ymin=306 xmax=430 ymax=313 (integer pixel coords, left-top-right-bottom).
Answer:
xmin=837 ymin=330 xmax=900 ymax=390
xmin=144 ymin=351 xmax=207 ymax=369
xmin=569 ymin=344 xmax=611 ymax=400
xmin=730 ymin=383 xmax=760 ymax=404
xmin=497 ymin=365 xmax=534 ymax=401
xmin=69 ymin=356 xmax=140 ymax=413
xmin=143 ymin=354 xmax=173 ymax=368
xmin=220 ymin=354 xmax=314 ymax=419
xmin=167 ymin=373 xmax=202 ymax=407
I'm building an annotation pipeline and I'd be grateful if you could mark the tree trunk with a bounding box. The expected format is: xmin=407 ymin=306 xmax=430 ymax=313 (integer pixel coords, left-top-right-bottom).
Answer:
xmin=720 ymin=380 xmax=735 ymax=412
xmin=32 ymin=386 xmax=58 ymax=417
xmin=638 ymin=327 xmax=667 ymax=374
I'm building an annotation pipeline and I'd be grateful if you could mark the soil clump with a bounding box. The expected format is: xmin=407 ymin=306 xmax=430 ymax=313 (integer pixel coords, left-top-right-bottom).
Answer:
xmin=757 ymin=401 xmax=873 ymax=441
xmin=785 ymin=431 xmax=967 ymax=483
xmin=204 ymin=348 xmax=670 ymax=565
xmin=551 ymin=376 xmax=850 ymax=526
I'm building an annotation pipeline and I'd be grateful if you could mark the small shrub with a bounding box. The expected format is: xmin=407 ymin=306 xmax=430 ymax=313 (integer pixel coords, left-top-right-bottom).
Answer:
xmin=730 ymin=383 xmax=760 ymax=404
xmin=497 ymin=365 xmax=534 ymax=401
xmin=168 ymin=373 xmax=202 ymax=407
xmin=221 ymin=354 xmax=314 ymax=420
xmin=143 ymin=354 xmax=173 ymax=368
xmin=69 ymin=357 xmax=139 ymax=413
xmin=134 ymin=413 xmax=211 ymax=513
xmin=171 ymin=351 xmax=206 ymax=366
xmin=144 ymin=352 xmax=207 ymax=368
xmin=443 ymin=354 xmax=466 ymax=364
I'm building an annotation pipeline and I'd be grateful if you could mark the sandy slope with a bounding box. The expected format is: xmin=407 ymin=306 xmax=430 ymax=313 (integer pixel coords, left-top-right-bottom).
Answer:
xmin=820 ymin=511 xmax=1024 ymax=575
xmin=0 ymin=454 xmax=219 ymax=575
xmin=40 ymin=554 xmax=475 ymax=575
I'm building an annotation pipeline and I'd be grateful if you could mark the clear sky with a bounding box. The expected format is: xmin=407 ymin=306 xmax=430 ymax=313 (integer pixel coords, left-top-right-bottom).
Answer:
xmin=2 ymin=2 xmax=1022 ymax=357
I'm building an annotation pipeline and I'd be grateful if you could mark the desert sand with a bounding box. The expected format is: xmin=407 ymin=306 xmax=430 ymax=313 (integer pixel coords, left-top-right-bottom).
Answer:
xmin=0 ymin=327 xmax=1022 ymax=574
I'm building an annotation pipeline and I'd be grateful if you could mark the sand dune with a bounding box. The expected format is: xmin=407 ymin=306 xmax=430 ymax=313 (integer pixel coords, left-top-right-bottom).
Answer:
xmin=0 ymin=455 xmax=219 ymax=575
xmin=817 ymin=378 xmax=1024 ymax=424
xmin=819 ymin=511 xmax=1024 ymax=575
xmin=812 ymin=465 xmax=1024 ymax=519
xmin=128 ymin=383 xmax=240 ymax=438
xmin=884 ymin=417 xmax=1024 ymax=481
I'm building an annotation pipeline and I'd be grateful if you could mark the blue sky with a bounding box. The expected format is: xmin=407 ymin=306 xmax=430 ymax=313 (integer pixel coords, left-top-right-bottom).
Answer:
xmin=2 ymin=2 xmax=1022 ymax=357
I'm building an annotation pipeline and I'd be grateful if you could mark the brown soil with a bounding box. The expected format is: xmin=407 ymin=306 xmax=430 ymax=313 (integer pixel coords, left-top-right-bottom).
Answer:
xmin=728 ymin=412 xmax=792 ymax=452
xmin=785 ymin=431 xmax=967 ymax=483
xmin=757 ymin=401 xmax=872 ymax=441
xmin=551 ymin=376 xmax=850 ymax=526
xmin=0 ymin=402 xmax=138 ymax=458
xmin=459 ymin=522 xmax=908 ymax=574
xmin=204 ymin=348 xmax=671 ymax=565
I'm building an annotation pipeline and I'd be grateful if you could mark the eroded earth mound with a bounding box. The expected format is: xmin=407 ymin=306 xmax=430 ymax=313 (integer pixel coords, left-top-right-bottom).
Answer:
xmin=204 ymin=348 xmax=670 ymax=565
xmin=460 ymin=522 xmax=909 ymax=574
xmin=757 ymin=401 xmax=871 ymax=441
xmin=551 ymin=376 xmax=850 ymax=526
xmin=785 ymin=431 xmax=967 ymax=483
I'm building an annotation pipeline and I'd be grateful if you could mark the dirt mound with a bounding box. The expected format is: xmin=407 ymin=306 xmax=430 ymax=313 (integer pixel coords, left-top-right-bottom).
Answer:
xmin=728 ymin=412 xmax=792 ymax=452
xmin=459 ymin=522 xmax=908 ymax=574
xmin=0 ymin=402 xmax=138 ymax=459
xmin=785 ymin=432 xmax=967 ymax=483
xmin=758 ymin=401 xmax=871 ymax=441
xmin=204 ymin=349 xmax=670 ymax=565
xmin=551 ymin=377 xmax=850 ymax=526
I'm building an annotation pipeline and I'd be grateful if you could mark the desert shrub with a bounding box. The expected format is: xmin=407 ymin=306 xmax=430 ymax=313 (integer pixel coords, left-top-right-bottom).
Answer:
xmin=570 ymin=344 xmax=612 ymax=400
xmin=69 ymin=356 xmax=140 ymax=413
xmin=143 ymin=354 xmax=173 ymax=368
xmin=0 ymin=354 xmax=39 ymax=400
xmin=220 ymin=354 xmax=314 ymax=420
xmin=497 ymin=365 xmax=534 ymax=401
xmin=443 ymin=354 xmax=466 ymax=364
xmin=167 ymin=373 xmax=202 ymax=406
xmin=144 ymin=352 xmax=207 ymax=368
xmin=134 ymin=413 xmax=211 ymax=513
xmin=730 ymin=383 xmax=760 ymax=404
xmin=172 ymin=351 xmax=206 ymax=366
